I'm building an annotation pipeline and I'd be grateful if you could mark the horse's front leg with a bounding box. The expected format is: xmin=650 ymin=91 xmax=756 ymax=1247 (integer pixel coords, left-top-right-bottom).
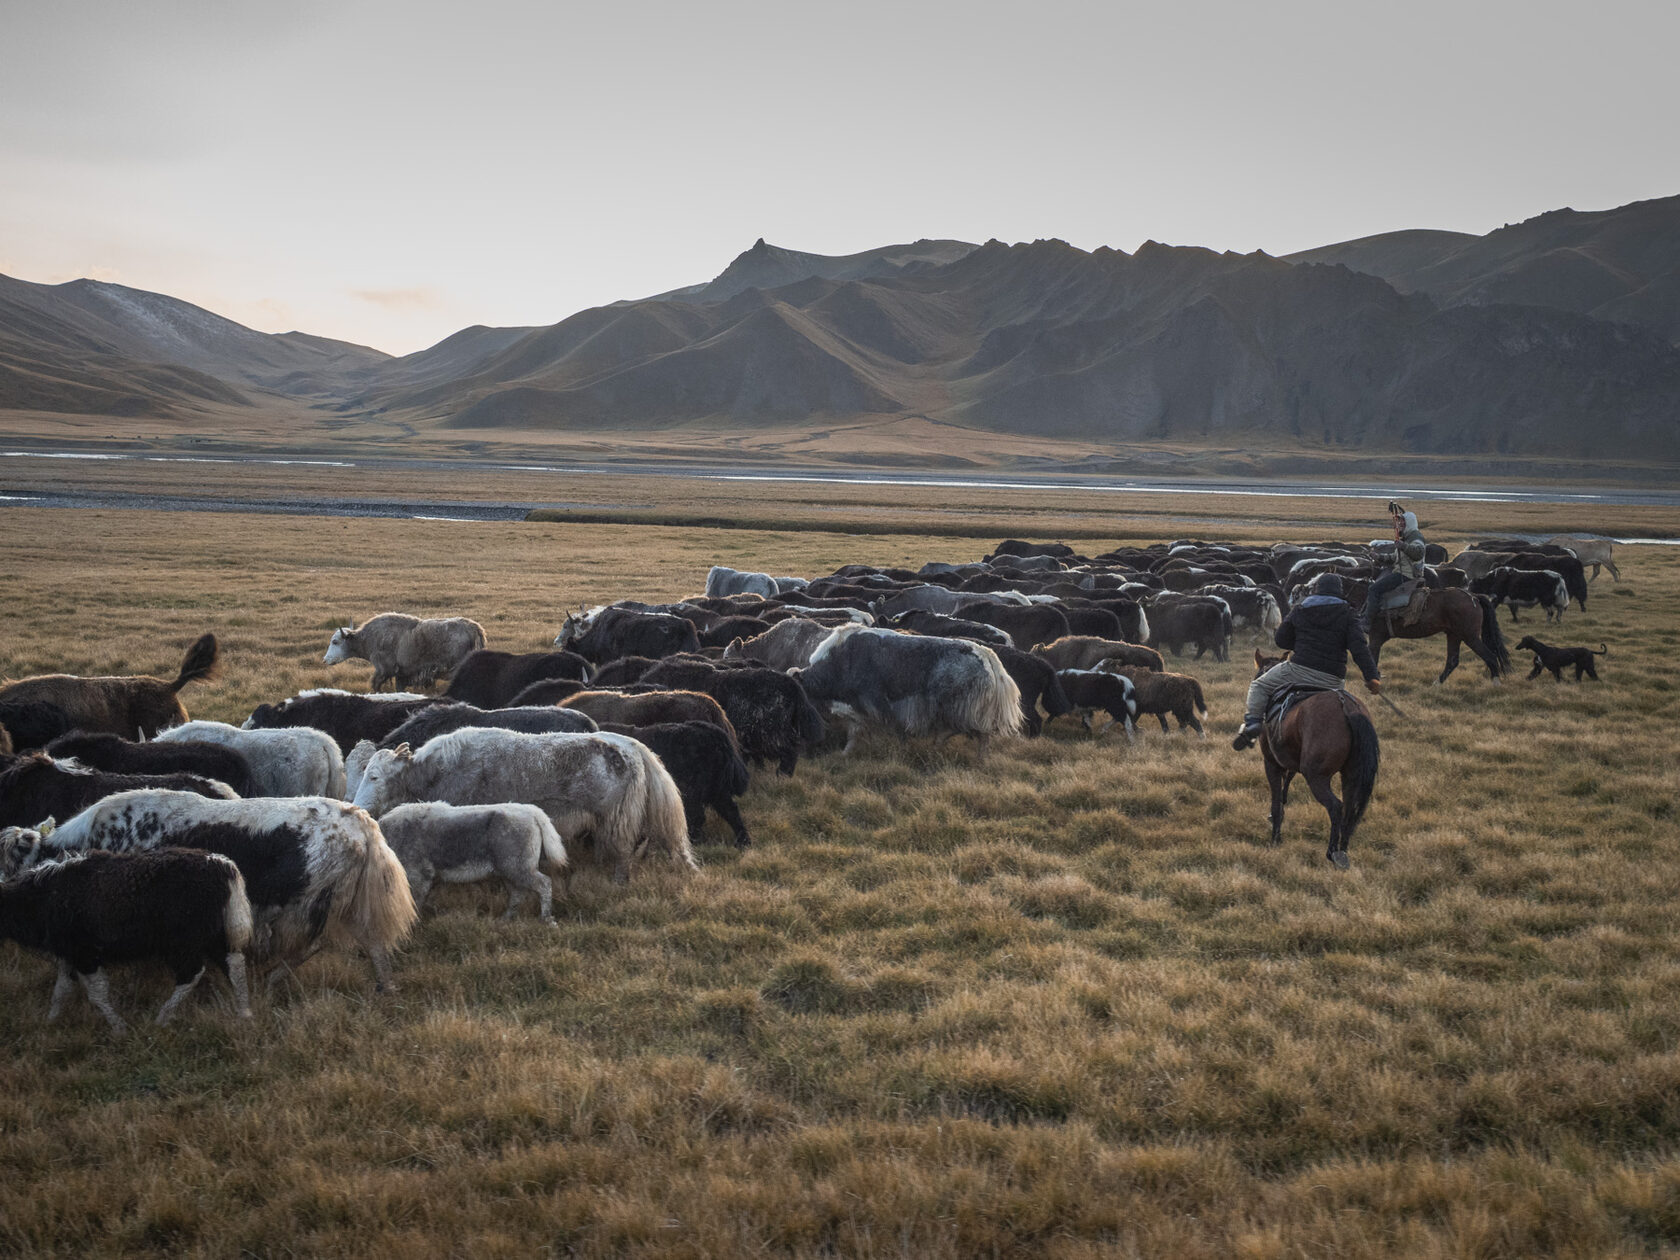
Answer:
xmin=1304 ymin=772 xmax=1347 ymax=868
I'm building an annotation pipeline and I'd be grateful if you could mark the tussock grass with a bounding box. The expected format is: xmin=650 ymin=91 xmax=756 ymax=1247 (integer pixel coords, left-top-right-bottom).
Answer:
xmin=2 ymin=502 xmax=1679 ymax=1256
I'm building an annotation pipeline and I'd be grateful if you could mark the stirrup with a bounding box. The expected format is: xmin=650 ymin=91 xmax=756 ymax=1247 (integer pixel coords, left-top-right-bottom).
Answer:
xmin=1231 ymin=724 xmax=1260 ymax=751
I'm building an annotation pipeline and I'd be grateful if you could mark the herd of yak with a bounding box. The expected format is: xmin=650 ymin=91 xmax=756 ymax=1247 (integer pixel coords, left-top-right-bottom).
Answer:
xmin=0 ymin=531 xmax=1614 ymax=1032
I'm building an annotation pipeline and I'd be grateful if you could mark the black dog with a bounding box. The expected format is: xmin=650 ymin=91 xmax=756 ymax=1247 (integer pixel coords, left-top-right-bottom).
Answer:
xmin=1515 ymin=636 xmax=1606 ymax=681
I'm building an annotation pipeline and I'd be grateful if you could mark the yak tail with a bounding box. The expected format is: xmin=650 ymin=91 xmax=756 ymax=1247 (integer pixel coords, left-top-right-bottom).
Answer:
xmin=964 ymin=645 xmax=1025 ymax=738
xmin=170 ymin=633 xmax=220 ymax=692
xmin=1477 ymin=596 xmax=1511 ymax=674
xmin=339 ymin=810 xmax=419 ymax=953
xmin=1189 ymin=678 xmax=1208 ymax=720
xmin=614 ymin=740 xmax=698 ymax=872
xmin=220 ymin=860 xmax=255 ymax=955
xmin=1340 ymin=707 xmax=1381 ymax=842
xmin=533 ymin=810 xmax=569 ymax=871
xmin=724 ymin=741 xmax=751 ymax=800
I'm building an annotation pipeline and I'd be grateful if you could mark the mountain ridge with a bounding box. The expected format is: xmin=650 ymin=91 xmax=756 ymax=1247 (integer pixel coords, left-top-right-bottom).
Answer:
xmin=3 ymin=195 xmax=1678 ymax=460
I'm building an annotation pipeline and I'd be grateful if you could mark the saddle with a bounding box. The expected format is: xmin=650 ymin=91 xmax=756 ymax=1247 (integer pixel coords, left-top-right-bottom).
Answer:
xmin=1263 ymin=683 xmax=1337 ymax=746
xmin=1381 ymin=578 xmax=1429 ymax=631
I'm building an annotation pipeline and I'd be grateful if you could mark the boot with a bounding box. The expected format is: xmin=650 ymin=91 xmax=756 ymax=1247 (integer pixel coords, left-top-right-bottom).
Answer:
xmin=1230 ymin=717 xmax=1262 ymax=750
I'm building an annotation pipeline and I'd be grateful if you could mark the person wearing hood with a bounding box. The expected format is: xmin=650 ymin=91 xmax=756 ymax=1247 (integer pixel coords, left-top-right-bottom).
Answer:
xmin=1231 ymin=571 xmax=1382 ymax=750
xmin=1363 ymin=502 xmax=1428 ymax=631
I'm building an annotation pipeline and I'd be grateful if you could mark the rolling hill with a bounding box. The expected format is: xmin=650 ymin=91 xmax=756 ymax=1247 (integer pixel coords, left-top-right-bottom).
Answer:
xmin=1287 ymin=195 xmax=1680 ymax=344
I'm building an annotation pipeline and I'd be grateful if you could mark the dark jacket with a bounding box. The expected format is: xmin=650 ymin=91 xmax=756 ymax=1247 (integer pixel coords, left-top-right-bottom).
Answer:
xmin=1275 ymin=595 xmax=1380 ymax=681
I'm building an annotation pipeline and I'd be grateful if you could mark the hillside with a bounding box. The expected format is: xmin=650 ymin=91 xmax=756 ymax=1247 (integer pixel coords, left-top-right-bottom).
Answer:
xmin=346 ymin=235 xmax=1680 ymax=460
xmin=0 ymin=273 xmax=389 ymax=416
xmin=1287 ymin=195 xmax=1680 ymax=343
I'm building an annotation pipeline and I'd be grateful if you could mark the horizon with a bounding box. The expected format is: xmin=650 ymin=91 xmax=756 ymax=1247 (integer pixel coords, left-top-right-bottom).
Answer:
xmin=4 ymin=0 xmax=1676 ymax=355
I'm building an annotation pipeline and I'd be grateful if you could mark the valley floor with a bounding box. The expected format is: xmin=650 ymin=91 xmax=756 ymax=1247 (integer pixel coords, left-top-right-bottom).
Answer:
xmin=1 ymin=490 xmax=1677 ymax=1257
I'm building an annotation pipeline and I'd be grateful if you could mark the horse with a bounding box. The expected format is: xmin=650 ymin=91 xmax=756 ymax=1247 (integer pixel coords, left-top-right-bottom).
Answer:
xmin=1366 ymin=587 xmax=1509 ymax=684
xmin=1252 ymin=652 xmax=1381 ymax=869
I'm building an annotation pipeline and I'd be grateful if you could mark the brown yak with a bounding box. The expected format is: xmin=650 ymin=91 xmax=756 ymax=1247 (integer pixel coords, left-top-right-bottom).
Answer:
xmin=0 ymin=634 xmax=219 ymax=743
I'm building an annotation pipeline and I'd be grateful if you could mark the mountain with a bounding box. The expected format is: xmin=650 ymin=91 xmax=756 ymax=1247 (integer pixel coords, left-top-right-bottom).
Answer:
xmin=676 ymin=237 xmax=980 ymax=303
xmin=1287 ymin=195 xmax=1680 ymax=343
xmin=5 ymin=201 xmax=1679 ymax=463
xmin=342 ymin=233 xmax=1680 ymax=460
xmin=0 ymin=274 xmax=390 ymax=416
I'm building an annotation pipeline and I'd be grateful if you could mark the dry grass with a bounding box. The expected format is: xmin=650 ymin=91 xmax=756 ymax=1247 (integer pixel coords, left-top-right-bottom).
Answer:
xmin=2 ymin=500 xmax=1679 ymax=1257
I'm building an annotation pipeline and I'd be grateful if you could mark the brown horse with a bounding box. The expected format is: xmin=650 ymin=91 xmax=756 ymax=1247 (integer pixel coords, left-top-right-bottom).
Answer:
xmin=1367 ymin=588 xmax=1509 ymax=684
xmin=1253 ymin=652 xmax=1381 ymax=869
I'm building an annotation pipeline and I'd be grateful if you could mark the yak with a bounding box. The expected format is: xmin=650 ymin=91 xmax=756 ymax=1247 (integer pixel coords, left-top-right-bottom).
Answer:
xmin=0 ymin=633 xmax=219 ymax=742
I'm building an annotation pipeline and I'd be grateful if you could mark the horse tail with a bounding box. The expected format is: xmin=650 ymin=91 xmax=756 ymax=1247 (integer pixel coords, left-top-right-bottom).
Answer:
xmin=1341 ymin=706 xmax=1381 ymax=838
xmin=1477 ymin=595 xmax=1510 ymax=674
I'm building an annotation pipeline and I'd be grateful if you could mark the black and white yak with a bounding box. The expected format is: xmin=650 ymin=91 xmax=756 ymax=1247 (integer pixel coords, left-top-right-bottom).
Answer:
xmin=351 ymin=728 xmax=695 ymax=885
xmin=0 ymin=753 xmax=238 ymax=830
xmin=323 ymin=613 xmax=487 ymax=692
xmin=1051 ymin=670 xmax=1138 ymax=739
xmin=0 ymin=846 xmax=253 ymax=1032
xmin=158 ymin=721 xmax=346 ymax=798
xmin=10 ymin=789 xmax=417 ymax=991
xmin=789 ymin=626 xmax=1022 ymax=755
xmin=1471 ymin=567 xmax=1571 ymax=622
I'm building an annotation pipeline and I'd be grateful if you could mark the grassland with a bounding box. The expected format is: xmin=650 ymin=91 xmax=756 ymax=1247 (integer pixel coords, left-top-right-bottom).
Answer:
xmin=1 ymin=487 xmax=1678 ymax=1258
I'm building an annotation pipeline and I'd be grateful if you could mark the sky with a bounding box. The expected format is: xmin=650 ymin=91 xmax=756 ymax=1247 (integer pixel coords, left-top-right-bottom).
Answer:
xmin=3 ymin=0 xmax=1676 ymax=356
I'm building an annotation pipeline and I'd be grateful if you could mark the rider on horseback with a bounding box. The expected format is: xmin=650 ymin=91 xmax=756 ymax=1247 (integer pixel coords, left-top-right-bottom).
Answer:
xmin=1231 ymin=571 xmax=1382 ymax=750
xmin=1362 ymin=500 xmax=1427 ymax=632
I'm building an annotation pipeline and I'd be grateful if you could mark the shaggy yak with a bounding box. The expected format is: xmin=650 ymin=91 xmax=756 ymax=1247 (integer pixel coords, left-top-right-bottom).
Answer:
xmin=0 ymin=847 xmax=254 ymax=1032
xmin=157 ymin=721 xmax=346 ymax=798
xmin=0 ymin=754 xmax=237 ymax=830
xmin=636 ymin=659 xmax=828 ymax=774
xmin=789 ymin=626 xmax=1022 ymax=754
xmin=44 ymin=731 xmax=258 ymax=800
xmin=1100 ymin=665 xmax=1209 ymax=736
xmin=243 ymin=689 xmax=441 ymax=756
xmin=989 ymin=644 xmax=1074 ymax=738
xmin=0 ymin=701 xmax=72 ymax=753
xmin=720 ymin=619 xmax=845 ymax=671
xmin=10 ymin=790 xmax=417 ymax=991
xmin=378 ymin=702 xmax=599 ymax=750
xmin=559 ymin=690 xmax=741 ymax=749
xmin=598 ymin=720 xmax=754 ymax=848
xmin=554 ymin=607 xmax=701 ymax=665
xmin=352 ymin=728 xmax=695 ymax=885
xmin=0 ymin=633 xmax=219 ymax=742
xmin=445 ymin=650 xmax=592 ymax=709
xmin=324 ymin=613 xmax=487 ymax=692
xmin=1033 ymin=636 xmax=1165 ymax=674
xmin=377 ymin=803 xmax=569 ymax=925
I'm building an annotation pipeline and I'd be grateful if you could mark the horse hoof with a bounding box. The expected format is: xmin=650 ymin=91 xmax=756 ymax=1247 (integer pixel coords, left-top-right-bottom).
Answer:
xmin=1329 ymin=851 xmax=1349 ymax=870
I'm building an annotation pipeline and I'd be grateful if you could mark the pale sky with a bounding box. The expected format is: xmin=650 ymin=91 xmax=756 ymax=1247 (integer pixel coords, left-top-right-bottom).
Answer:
xmin=3 ymin=0 xmax=1675 ymax=355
